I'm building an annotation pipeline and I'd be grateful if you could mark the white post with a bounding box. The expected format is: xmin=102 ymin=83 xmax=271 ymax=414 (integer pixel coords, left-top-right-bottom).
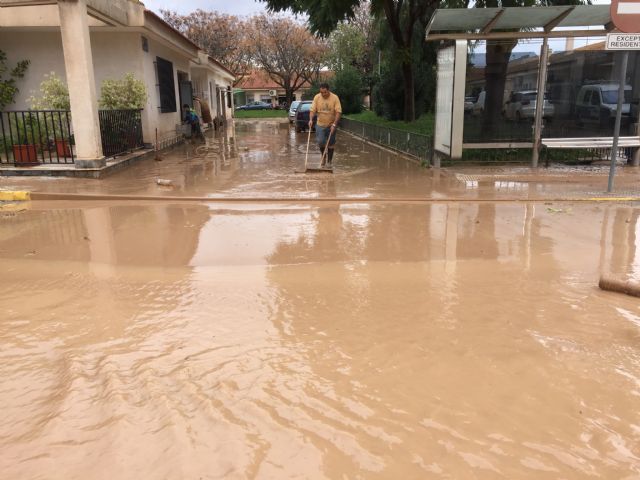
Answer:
xmin=532 ymin=37 xmax=549 ymax=168
xmin=58 ymin=0 xmax=104 ymax=168
xmin=607 ymin=51 xmax=629 ymax=193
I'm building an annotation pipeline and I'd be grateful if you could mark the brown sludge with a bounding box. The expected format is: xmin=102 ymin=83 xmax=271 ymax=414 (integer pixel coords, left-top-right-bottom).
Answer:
xmin=1 ymin=120 xmax=640 ymax=479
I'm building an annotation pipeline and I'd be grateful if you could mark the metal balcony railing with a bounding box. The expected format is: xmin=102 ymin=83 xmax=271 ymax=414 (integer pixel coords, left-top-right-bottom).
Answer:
xmin=1 ymin=109 xmax=144 ymax=166
xmin=98 ymin=109 xmax=144 ymax=157
xmin=0 ymin=110 xmax=74 ymax=165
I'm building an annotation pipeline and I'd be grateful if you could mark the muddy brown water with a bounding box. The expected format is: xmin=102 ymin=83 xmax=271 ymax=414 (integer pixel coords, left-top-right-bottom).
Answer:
xmin=1 ymin=120 xmax=640 ymax=478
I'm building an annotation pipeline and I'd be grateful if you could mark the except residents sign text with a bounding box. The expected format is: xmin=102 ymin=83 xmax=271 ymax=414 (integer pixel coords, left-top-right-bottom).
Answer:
xmin=606 ymin=33 xmax=640 ymax=50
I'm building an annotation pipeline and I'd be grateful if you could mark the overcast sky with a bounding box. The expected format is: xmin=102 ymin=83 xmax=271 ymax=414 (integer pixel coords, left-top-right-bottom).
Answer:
xmin=143 ymin=0 xmax=267 ymax=16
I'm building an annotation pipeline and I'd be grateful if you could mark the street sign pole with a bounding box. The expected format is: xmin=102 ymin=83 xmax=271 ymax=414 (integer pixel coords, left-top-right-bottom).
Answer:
xmin=607 ymin=51 xmax=629 ymax=193
xmin=607 ymin=0 xmax=640 ymax=190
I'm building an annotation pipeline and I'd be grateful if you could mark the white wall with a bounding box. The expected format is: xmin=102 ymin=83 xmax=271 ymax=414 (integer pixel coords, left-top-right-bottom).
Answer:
xmin=141 ymin=36 xmax=192 ymax=142
xmin=0 ymin=31 xmax=67 ymax=109
xmin=91 ymin=32 xmax=142 ymax=90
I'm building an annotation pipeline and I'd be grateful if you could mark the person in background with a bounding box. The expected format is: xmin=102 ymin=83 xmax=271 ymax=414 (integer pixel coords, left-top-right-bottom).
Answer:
xmin=183 ymin=103 xmax=204 ymax=142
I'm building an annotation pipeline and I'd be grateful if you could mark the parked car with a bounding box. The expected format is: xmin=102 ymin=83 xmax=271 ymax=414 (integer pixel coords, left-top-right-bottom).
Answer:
xmin=575 ymin=84 xmax=632 ymax=127
xmin=503 ymin=90 xmax=554 ymax=121
xmin=235 ymin=101 xmax=273 ymax=111
xmin=288 ymin=100 xmax=301 ymax=124
xmin=295 ymin=101 xmax=316 ymax=132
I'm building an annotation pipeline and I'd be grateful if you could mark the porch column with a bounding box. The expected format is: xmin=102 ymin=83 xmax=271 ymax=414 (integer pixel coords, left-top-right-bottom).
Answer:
xmin=58 ymin=0 xmax=104 ymax=168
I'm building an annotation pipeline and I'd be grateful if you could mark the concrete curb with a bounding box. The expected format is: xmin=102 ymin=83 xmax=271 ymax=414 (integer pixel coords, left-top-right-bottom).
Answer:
xmin=0 ymin=190 xmax=31 ymax=201
xmin=28 ymin=192 xmax=640 ymax=204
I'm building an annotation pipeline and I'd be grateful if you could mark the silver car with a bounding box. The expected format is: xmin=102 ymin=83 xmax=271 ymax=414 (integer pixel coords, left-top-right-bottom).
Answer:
xmin=288 ymin=101 xmax=301 ymax=124
xmin=503 ymin=90 xmax=554 ymax=121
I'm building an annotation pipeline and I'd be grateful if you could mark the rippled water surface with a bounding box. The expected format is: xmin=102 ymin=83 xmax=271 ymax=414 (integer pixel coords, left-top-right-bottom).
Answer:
xmin=1 ymin=121 xmax=640 ymax=479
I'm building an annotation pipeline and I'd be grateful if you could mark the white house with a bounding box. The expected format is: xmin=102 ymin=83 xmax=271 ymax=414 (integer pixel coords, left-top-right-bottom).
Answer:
xmin=0 ymin=0 xmax=235 ymax=168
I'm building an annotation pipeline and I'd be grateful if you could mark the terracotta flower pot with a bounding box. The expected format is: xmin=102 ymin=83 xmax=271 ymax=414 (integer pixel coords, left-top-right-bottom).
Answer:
xmin=12 ymin=144 xmax=38 ymax=165
xmin=55 ymin=139 xmax=72 ymax=157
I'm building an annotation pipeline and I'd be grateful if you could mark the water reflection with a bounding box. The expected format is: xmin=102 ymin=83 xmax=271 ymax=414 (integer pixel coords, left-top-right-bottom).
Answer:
xmin=262 ymin=202 xmax=640 ymax=476
xmin=1 ymin=201 xmax=640 ymax=477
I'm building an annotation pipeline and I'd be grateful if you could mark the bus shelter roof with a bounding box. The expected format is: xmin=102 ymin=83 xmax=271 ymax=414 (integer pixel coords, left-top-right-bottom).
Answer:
xmin=426 ymin=5 xmax=613 ymax=40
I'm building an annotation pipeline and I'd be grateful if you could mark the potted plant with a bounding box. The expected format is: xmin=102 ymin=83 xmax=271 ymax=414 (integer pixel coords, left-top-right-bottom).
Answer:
xmin=4 ymin=114 xmax=40 ymax=165
xmin=29 ymin=72 xmax=72 ymax=159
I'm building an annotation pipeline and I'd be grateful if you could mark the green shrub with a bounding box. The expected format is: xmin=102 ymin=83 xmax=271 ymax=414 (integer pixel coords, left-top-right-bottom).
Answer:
xmin=332 ymin=66 xmax=364 ymax=115
xmin=99 ymin=73 xmax=147 ymax=110
xmin=25 ymin=73 xmax=72 ymax=145
xmin=29 ymin=72 xmax=70 ymax=110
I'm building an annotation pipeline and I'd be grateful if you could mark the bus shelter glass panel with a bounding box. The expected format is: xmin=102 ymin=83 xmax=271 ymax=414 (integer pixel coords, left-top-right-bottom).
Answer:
xmin=544 ymin=37 xmax=640 ymax=138
xmin=464 ymin=39 xmax=543 ymax=143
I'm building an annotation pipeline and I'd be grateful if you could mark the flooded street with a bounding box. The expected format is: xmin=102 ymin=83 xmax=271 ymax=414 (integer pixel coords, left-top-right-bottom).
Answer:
xmin=1 ymin=120 xmax=640 ymax=478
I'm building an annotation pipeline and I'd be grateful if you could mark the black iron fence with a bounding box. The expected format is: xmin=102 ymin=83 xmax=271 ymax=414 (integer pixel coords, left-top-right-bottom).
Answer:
xmin=0 ymin=110 xmax=74 ymax=165
xmin=0 ymin=109 xmax=144 ymax=166
xmin=340 ymin=117 xmax=433 ymax=164
xmin=99 ymin=109 xmax=144 ymax=157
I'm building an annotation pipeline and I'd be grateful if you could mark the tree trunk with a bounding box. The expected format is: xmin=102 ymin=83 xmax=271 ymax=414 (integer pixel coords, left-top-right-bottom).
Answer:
xmin=482 ymin=39 xmax=517 ymax=137
xmin=401 ymin=60 xmax=415 ymax=122
xmin=283 ymin=79 xmax=292 ymax=108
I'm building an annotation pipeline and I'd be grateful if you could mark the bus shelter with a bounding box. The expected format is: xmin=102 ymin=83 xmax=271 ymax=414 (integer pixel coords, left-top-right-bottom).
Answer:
xmin=426 ymin=5 xmax=640 ymax=167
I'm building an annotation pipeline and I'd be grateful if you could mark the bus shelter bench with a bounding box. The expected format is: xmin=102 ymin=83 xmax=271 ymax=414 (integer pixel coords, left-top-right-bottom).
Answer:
xmin=541 ymin=137 xmax=640 ymax=165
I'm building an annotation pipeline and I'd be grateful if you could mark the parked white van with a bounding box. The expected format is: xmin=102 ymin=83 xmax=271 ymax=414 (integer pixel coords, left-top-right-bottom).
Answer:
xmin=575 ymin=84 xmax=632 ymax=127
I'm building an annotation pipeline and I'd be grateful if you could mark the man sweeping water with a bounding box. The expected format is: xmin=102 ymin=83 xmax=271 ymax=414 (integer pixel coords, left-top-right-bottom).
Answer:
xmin=309 ymin=83 xmax=342 ymax=168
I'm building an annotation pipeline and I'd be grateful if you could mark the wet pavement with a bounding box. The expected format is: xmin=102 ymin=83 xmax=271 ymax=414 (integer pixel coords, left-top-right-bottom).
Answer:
xmin=1 ymin=120 xmax=640 ymax=479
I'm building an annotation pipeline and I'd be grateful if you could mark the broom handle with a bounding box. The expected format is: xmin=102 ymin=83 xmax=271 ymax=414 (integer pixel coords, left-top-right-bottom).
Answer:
xmin=304 ymin=127 xmax=311 ymax=170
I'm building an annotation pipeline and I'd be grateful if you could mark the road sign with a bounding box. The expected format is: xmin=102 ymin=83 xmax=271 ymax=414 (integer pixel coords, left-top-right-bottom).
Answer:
xmin=611 ymin=0 xmax=640 ymax=33
xmin=606 ymin=33 xmax=640 ymax=49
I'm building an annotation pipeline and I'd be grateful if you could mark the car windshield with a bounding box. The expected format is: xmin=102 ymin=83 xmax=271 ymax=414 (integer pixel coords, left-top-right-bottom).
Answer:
xmin=290 ymin=101 xmax=300 ymax=110
xmin=602 ymin=90 xmax=632 ymax=104
xmin=299 ymin=103 xmax=311 ymax=112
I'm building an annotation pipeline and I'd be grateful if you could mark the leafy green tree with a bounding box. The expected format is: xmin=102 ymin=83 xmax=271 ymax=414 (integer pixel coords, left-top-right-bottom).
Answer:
xmin=333 ymin=66 xmax=364 ymax=114
xmin=326 ymin=3 xmax=380 ymax=107
xmin=327 ymin=24 xmax=367 ymax=72
xmin=0 ymin=50 xmax=29 ymax=110
xmin=262 ymin=0 xmax=438 ymax=122
xmin=372 ymin=7 xmax=437 ymax=121
xmin=302 ymin=78 xmax=323 ymax=100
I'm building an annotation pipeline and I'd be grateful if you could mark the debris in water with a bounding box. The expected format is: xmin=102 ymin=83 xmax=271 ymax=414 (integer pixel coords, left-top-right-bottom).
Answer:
xmin=156 ymin=179 xmax=173 ymax=186
xmin=599 ymin=276 xmax=640 ymax=298
xmin=546 ymin=207 xmax=571 ymax=214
